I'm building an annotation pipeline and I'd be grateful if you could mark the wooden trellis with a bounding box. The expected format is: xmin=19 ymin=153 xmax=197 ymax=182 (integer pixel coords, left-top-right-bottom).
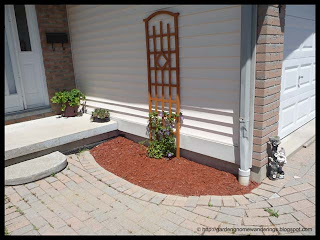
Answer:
xmin=143 ymin=10 xmax=181 ymax=158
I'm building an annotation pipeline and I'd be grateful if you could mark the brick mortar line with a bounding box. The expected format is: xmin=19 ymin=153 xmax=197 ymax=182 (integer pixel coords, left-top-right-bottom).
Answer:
xmin=254 ymin=111 xmax=279 ymax=123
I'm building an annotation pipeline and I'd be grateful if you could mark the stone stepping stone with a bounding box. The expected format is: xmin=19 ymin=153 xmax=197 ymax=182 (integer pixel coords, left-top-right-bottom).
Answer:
xmin=5 ymin=151 xmax=67 ymax=186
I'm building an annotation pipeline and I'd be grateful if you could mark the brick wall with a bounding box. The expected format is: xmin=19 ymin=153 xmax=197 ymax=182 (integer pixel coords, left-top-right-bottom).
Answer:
xmin=35 ymin=5 xmax=76 ymax=114
xmin=251 ymin=5 xmax=286 ymax=182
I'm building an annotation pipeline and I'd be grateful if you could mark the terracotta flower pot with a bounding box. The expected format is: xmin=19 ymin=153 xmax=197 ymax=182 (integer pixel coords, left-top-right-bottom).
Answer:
xmin=62 ymin=102 xmax=79 ymax=117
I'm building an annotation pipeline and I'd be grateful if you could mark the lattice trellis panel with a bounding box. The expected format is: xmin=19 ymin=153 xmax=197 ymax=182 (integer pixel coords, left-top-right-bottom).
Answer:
xmin=143 ymin=11 xmax=181 ymax=158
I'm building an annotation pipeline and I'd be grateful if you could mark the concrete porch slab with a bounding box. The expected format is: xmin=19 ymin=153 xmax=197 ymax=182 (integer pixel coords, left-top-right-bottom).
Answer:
xmin=5 ymin=114 xmax=118 ymax=162
xmin=5 ymin=151 xmax=67 ymax=186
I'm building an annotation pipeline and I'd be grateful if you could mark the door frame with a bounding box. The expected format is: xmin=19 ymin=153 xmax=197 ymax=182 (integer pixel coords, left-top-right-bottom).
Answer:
xmin=5 ymin=5 xmax=50 ymax=113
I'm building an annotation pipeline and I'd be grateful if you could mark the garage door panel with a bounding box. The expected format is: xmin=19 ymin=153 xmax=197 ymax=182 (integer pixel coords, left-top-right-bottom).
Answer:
xmin=279 ymin=98 xmax=296 ymax=137
xmin=279 ymin=5 xmax=315 ymax=139
xmin=296 ymin=94 xmax=310 ymax=123
xmin=310 ymin=94 xmax=315 ymax=118
xmin=301 ymin=34 xmax=314 ymax=51
xmin=284 ymin=15 xmax=315 ymax=60
xmin=299 ymin=63 xmax=312 ymax=86
xmin=281 ymin=60 xmax=299 ymax=101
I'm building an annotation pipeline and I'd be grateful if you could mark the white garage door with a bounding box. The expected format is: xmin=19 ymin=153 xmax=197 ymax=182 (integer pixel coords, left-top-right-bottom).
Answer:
xmin=278 ymin=5 xmax=315 ymax=139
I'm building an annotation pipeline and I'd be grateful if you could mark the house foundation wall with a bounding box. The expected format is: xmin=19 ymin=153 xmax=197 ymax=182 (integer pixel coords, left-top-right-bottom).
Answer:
xmin=118 ymin=131 xmax=239 ymax=176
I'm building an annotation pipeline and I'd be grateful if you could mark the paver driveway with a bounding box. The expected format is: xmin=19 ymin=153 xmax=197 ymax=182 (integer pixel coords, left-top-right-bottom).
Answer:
xmin=5 ymin=141 xmax=315 ymax=235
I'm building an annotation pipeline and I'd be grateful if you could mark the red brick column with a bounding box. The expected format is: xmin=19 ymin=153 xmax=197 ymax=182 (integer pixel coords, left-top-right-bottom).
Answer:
xmin=35 ymin=5 xmax=76 ymax=114
xmin=251 ymin=5 xmax=286 ymax=182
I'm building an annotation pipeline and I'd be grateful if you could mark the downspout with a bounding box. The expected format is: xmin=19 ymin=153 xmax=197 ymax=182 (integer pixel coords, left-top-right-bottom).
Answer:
xmin=238 ymin=5 xmax=257 ymax=186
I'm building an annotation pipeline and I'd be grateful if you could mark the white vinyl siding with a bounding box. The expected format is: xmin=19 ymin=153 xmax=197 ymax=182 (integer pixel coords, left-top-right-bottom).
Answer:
xmin=67 ymin=5 xmax=241 ymax=162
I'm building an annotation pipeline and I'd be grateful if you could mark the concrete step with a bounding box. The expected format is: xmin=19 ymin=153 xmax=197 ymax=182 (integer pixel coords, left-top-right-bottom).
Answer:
xmin=279 ymin=119 xmax=315 ymax=158
xmin=5 ymin=151 xmax=67 ymax=186
xmin=5 ymin=114 xmax=118 ymax=166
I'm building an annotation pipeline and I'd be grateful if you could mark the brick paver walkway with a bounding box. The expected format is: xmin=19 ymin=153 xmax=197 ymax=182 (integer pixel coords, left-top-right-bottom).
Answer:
xmin=5 ymin=142 xmax=315 ymax=235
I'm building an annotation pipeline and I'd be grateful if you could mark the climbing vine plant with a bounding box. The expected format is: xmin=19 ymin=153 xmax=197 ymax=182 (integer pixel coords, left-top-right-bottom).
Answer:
xmin=144 ymin=111 xmax=183 ymax=159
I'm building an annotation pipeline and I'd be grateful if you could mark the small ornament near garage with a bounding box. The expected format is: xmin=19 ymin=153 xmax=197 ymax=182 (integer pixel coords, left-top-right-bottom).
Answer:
xmin=267 ymin=136 xmax=287 ymax=180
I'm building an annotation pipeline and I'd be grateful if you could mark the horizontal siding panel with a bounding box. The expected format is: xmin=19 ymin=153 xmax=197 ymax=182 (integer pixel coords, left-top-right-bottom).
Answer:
xmin=68 ymin=5 xmax=238 ymax=34
xmin=180 ymin=68 xmax=240 ymax=80
xmin=72 ymin=45 xmax=239 ymax=62
xmin=71 ymin=31 xmax=240 ymax=51
xmin=78 ymin=80 xmax=240 ymax=104
xmin=181 ymin=57 xmax=240 ymax=69
xmin=70 ymin=18 xmax=239 ymax=43
xmin=74 ymin=66 xmax=240 ymax=81
xmin=180 ymin=127 xmax=234 ymax=145
xmin=85 ymin=96 xmax=236 ymax=123
xmin=68 ymin=5 xmax=175 ymax=27
xmin=72 ymin=44 xmax=239 ymax=59
xmin=74 ymin=56 xmax=240 ymax=69
xmin=71 ymin=33 xmax=241 ymax=54
xmin=179 ymin=33 xmax=240 ymax=48
xmin=179 ymin=20 xmax=240 ymax=38
xmin=182 ymin=78 xmax=240 ymax=91
xmin=86 ymin=100 xmax=149 ymax=119
xmin=85 ymin=99 xmax=234 ymax=137
xmin=68 ymin=5 xmax=241 ymax=148
xmin=85 ymin=98 xmax=236 ymax=129
xmin=72 ymin=49 xmax=146 ymax=61
xmin=75 ymin=71 xmax=240 ymax=91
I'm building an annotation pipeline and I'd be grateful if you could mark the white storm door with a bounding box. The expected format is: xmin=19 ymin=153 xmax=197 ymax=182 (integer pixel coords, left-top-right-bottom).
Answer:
xmin=5 ymin=11 xmax=24 ymax=113
xmin=8 ymin=5 xmax=49 ymax=109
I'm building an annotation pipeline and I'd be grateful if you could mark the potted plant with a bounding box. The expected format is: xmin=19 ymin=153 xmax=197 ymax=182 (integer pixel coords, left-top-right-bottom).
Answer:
xmin=91 ymin=108 xmax=110 ymax=122
xmin=50 ymin=89 xmax=86 ymax=117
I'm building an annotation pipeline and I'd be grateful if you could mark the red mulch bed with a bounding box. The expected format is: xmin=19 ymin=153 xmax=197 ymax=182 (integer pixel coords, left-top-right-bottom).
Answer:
xmin=90 ymin=136 xmax=259 ymax=196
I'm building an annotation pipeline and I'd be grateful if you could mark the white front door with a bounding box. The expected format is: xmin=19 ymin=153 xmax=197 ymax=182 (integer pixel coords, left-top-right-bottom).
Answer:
xmin=5 ymin=5 xmax=49 ymax=113
xmin=278 ymin=5 xmax=315 ymax=139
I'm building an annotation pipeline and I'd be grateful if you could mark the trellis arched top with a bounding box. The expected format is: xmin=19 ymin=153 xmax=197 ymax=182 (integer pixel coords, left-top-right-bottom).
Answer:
xmin=143 ymin=10 xmax=181 ymax=157
xmin=143 ymin=10 xmax=179 ymax=22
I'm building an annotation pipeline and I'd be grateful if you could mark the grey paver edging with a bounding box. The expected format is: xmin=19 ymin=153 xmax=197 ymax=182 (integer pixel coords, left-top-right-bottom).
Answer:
xmin=79 ymin=151 xmax=290 ymax=208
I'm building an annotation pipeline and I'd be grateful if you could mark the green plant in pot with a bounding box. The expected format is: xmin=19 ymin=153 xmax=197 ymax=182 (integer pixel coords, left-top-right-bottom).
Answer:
xmin=50 ymin=89 xmax=86 ymax=117
xmin=91 ymin=108 xmax=110 ymax=122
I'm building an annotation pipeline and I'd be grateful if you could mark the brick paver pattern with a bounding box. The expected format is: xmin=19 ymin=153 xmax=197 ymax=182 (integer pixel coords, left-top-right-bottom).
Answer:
xmin=5 ymin=142 xmax=315 ymax=235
